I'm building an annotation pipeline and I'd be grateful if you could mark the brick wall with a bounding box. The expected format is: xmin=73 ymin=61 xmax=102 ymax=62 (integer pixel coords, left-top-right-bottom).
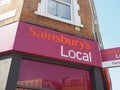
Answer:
xmin=0 ymin=0 xmax=95 ymax=40
xmin=20 ymin=0 xmax=94 ymax=40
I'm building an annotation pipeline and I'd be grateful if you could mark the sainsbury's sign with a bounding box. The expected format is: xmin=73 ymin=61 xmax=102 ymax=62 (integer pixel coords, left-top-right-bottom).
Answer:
xmin=29 ymin=27 xmax=92 ymax=63
xmin=102 ymin=48 xmax=120 ymax=67
xmin=29 ymin=27 xmax=91 ymax=50
xmin=10 ymin=22 xmax=101 ymax=67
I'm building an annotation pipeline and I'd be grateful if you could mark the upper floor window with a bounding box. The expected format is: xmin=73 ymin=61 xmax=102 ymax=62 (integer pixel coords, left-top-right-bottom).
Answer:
xmin=48 ymin=0 xmax=71 ymax=20
xmin=35 ymin=0 xmax=83 ymax=27
xmin=0 ymin=0 xmax=11 ymax=6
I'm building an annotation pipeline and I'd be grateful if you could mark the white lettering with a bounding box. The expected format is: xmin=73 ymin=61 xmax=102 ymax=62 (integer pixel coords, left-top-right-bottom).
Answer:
xmin=83 ymin=53 xmax=89 ymax=61
xmin=89 ymin=52 xmax=92 ymax=62
xmin=68 ymin=50 xmax=76 ymax=59
xmin=115 ymin=53 xmax=120 ymax=59
xmin=76 ymin=52 xmax=82 ymax=60
xmin=61 ymin=45 xmax=69 ymax=58
xmin=60 ymin=45 xmax=92 ymax=62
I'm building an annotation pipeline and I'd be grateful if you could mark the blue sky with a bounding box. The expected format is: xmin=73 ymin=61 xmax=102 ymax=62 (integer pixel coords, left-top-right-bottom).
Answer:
xmin=94 ymin=0 xmax=120 ymax=90
xmin=94 ymin=0 xmax=120 ymax=49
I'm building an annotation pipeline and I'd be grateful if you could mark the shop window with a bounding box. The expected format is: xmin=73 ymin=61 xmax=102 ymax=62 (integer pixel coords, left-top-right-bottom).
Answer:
xmin=16 ymin=59 xmax=92 ymax=90
xmin=35 ymin=0 xmax=83 ymax=27
xmin=0 ymin=0 xmax=11 ymax=6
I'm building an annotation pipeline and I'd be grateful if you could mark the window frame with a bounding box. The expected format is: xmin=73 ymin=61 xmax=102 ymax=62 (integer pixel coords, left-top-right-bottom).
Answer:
xmin=35 ymin=0 xmax=83 ymax=27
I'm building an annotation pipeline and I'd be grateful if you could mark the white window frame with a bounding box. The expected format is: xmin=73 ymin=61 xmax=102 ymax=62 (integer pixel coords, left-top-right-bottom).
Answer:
xmin=35 ymin=0 xmax=83 ymax=27
xmin=0 ymin=0 xmax=11 ymax=7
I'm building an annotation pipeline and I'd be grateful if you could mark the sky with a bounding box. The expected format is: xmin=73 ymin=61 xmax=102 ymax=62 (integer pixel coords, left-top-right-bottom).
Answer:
xmin=94 ymin=0 xmax=120 ymax=90
xmin=94 ymin=0 xmax=120 ymax=49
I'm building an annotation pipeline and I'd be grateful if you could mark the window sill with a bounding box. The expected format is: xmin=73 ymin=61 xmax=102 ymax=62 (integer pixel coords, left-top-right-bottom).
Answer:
xmin=35 ymin=11 xmax=84 ymax=28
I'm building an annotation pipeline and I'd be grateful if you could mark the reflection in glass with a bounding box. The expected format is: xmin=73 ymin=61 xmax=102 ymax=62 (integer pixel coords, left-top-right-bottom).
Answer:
xmin=48 ymin=0 xmax=57 ymax=16
xmin=16 ymin=59 xmax=92 ymax=90
xmin=57 ymin=3 xmax=71 ymax=20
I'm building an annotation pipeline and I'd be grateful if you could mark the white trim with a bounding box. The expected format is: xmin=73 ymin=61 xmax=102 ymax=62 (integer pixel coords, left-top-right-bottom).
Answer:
xmin=35 ymin=11 xmax=83 ymax=27
xmin=102 ymin=59 xmax=120 ymax=68
xmin=0 ymin=0 xmax=11 ymax=7
xmin=0 ymin=10 xmax=16 ymax=21
xmin=72 ymin=0 xmax=83 ymax=27
xmin=54 ymin=0 xmax=71 ymax=5
xmin=35 ymin=0 xmax=83 ymax=27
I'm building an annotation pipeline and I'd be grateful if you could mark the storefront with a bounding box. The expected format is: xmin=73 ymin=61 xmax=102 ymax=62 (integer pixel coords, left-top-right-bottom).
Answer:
xmin=0 ymin=22 xmax=106 ymax=90
xmin=102 ymin=47 xmax=120 ymax=68
xmin=101 ymin=47 xmax=120 ymax=90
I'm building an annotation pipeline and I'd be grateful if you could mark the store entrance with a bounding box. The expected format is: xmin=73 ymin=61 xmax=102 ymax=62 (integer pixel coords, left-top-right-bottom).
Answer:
xmin=16 ymin=59 xmax=93 ymax=90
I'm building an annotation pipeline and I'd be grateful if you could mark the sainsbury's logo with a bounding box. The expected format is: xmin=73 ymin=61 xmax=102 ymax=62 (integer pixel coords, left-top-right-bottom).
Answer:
xmin=29 ymin=27 xmax=91 ymax=51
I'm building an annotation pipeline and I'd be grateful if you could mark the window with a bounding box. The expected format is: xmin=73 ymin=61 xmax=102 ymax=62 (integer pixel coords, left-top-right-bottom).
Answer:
xmin=35 ymin=0 xmax=83 ymax=27
xmin=0 ymin=0 xmax=11 ymax=6
xmin=47 ymin=0 xmax=71 ymax=20
xmin=17 ymin=59 xmax=93 ymax=90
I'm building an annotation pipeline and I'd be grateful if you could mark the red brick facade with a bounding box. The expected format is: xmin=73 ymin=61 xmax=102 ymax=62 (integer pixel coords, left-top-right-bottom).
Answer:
xmin=0 ymin=0 xmax=99 ymax=41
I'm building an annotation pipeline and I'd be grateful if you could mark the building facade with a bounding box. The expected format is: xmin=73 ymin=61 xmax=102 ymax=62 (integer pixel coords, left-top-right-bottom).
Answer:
xmin=0 ymin=0 xmax=109 ymax=90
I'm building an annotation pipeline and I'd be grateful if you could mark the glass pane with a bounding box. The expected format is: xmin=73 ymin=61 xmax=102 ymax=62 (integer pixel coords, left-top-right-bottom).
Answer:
xmin=60 ymin=0 xmax=71 ymax=4
xmin=57 ymin=3 xmax=71 ymax=20
xmin=47 ymin=0 xmax=57 ymax=16
xmin=17 ymin=59 xmax=93 ymax=90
